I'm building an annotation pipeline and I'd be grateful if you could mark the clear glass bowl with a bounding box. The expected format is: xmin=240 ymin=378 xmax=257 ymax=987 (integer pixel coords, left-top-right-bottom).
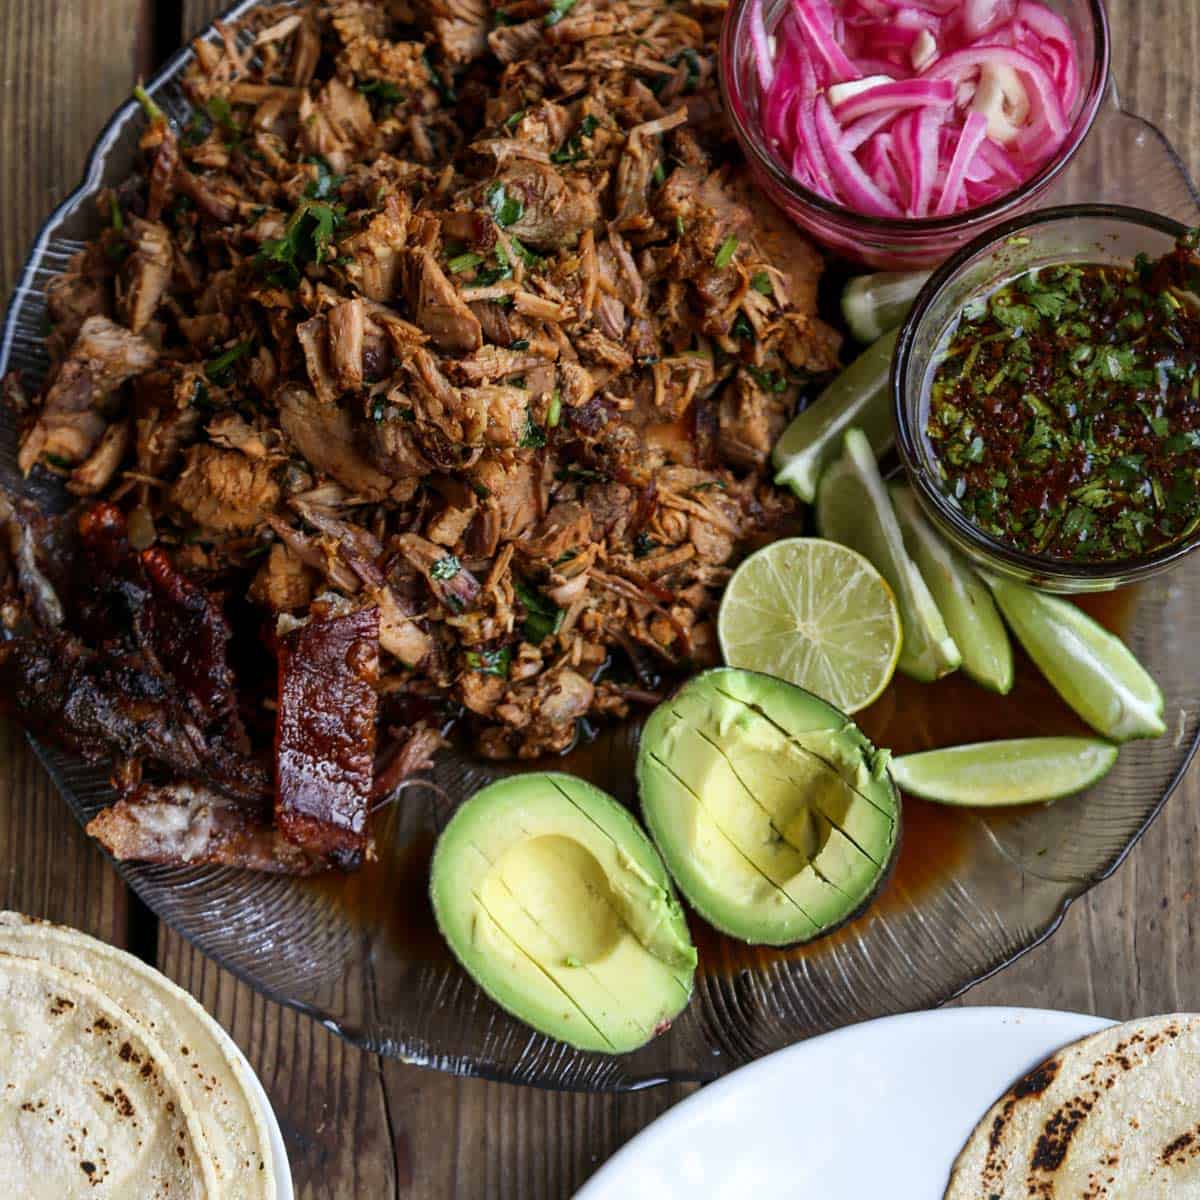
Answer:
xmin=892 ymin=203 xmax=1197 ymax=594
xmin=719 ymin=0 xmax=1111 ymax=270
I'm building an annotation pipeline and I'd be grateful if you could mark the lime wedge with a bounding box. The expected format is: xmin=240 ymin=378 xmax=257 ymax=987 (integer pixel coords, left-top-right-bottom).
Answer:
xmin=717 ymin=537 xmax=902 ymax=714
xmin=841 ymin=270 xmax=930 ymax=344
xmin=817 ymin=429 xmax=961 ymax=683
xmin=889 ymin=737 xmax=1118 ymax=806
xmin=985 ymin=574 xmax=1166 ymax=742
xmin=772 ymin=330 xmax=898 ymax=504
xmin=890 ymin=484 xmax=1013 ymax=694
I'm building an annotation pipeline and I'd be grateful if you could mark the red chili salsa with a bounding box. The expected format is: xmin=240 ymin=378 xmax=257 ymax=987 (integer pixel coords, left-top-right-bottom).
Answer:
xmin=925 ymin=232 xmax=1200 ymax=562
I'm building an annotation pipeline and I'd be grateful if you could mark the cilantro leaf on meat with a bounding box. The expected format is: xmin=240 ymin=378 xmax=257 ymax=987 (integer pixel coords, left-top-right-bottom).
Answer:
xmin=486 ymin=182 xmax=524 ymax=228
xmin=255 ymin=199 xmax=345 ymax=285
xmin=515 ymin=580 xmax=563 ymax=643
xmin=465 ymin=647 xmax=512 ymax=677
xmin=205 ymin=340 xmax=253 ymax=383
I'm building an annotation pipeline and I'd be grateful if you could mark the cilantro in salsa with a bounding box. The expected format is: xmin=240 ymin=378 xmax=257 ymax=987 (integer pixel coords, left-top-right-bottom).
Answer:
xmin=926 ymin=237 xmax=1200 ymax=562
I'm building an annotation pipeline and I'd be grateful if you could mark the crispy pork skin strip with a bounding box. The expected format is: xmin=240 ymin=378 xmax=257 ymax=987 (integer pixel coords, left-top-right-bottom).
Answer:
xmin=88 ymin=783 xmax=327 ymax=875
xmin=275 ymin=606 xmax=379 ymax=864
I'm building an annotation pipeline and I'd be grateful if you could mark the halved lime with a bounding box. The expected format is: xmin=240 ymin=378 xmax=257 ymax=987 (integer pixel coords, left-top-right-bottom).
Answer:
xmin=717 ymin=537 xmax=902 ymax=714
xmin=985 ymin=574 xmax=1166 ymax=743
xmin=817 ymin=430 xmax=961 ymax=682
xmin=772 ymin=329 xmax=899 ymax=504
xmin=889 ymin=737 xmax=1118 ymax=806
xmin=841 ymin=270 xmax=930 ymax=344
xmin=890 ymin=484 xmax=1013 ymax=694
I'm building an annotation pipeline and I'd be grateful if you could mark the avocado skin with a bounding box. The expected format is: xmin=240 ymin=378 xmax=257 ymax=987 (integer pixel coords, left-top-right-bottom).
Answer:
xmin=635 ymin=668 xmax=902 ymax=948
xmin=430 ymin=771 xmax=696 ymax=1055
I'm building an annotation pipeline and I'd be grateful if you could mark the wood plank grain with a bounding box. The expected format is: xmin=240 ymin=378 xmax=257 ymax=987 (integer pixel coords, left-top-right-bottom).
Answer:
xmin=0 ymin=0 xmax=154 ymax=944
xmin=159 ymin=929 xmax=399 ymax=1198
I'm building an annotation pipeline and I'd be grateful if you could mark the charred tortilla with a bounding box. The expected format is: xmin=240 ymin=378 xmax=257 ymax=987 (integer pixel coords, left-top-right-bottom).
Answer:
xmin=946 ymin=1014 xmax=1200 ymax=1197
xmin=0 ymin=953 xmax=217 ymax=1198
xmin=0 ymin=913 xmax=276 ymax=1199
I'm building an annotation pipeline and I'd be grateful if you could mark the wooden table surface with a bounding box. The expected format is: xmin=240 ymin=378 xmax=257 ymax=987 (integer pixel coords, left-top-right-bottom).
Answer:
xmin=0 ymin=1 xmax=1197 ymax=1195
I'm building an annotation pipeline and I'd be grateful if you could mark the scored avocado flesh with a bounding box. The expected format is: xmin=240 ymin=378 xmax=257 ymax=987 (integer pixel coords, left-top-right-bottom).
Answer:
xmin=432 ymin=773 xmax=695 ymax=1054
xmin=637 ymin=669 xmax=900 ymax=946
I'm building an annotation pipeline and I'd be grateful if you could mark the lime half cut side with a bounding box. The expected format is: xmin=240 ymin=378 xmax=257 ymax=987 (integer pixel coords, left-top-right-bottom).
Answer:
xmin=817 ymin=429 xmax=961 ymax=683
xmin=717 ymin=537 xmax=902 ymax=715
xmin=889 ymin=737 xmax=1119 ymax=806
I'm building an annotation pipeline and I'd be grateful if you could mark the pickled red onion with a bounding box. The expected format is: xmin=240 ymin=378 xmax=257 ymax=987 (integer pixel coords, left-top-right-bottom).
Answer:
xmin=751 ymin=0 xmax=1083 ymax=219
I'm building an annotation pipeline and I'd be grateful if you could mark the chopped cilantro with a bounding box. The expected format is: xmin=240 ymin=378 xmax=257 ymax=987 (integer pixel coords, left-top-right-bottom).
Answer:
xmin=304 ymin=156 xmax=343 ymax=200
xmin=132 ymin=83 xmax=164 ymax=124
xmin=486 ymin=182 xmax=524 ymax=228
xmin=421 ymin=53 xmax=457 ymax=105
xmin=448 ymin=251 xmax=485 ymax=274
xmin=515 ymin=580 xmax=563 ymax=643
xmin=731 ymin=312 xmax=754 ymax=340
xmin=205 ymin=340 xmax=252 ymax=383
xmin=430 ymin=555 xmax=461 ymax=581
xmin=633 ymin=531 xmax=659 ymax=558
xmin=747 ymin=366 xmax=787 ymax=393
xmin=550 ymin=115 xmax=599 ymax=164
xmin=357 ymin=78 xmax=406 ymax=113
xmin=714 ymin=235 xmax=738 ymax=269
xmin=545 ymin=0 xmax=578 ymax=25
xmin=255 ymin=199 xmax=345 ymax=285
xmin=465 ymin=647 xmax=512 ymax=677
xmin=205 ymin=95 xmax=242 ymax=144
xmin=520 ymin=412 xmax=547 ymax=448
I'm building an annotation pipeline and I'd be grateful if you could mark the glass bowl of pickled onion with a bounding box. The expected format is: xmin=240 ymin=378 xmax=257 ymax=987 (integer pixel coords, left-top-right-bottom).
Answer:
xmin=720 ymin=0 xmax=1110 ymax=269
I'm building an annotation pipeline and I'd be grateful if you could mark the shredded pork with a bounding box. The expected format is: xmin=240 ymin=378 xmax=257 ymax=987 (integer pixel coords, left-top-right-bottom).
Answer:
xmin=0 ymin=0 xmax=839 ymax=873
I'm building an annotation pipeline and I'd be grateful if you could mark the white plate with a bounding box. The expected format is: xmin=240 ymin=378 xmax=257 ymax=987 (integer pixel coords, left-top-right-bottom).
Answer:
xmin=577 ymin=1007 xmax=1113 ymax=1200
xmin=210 ymin=1022 xmax=294 ymax=1200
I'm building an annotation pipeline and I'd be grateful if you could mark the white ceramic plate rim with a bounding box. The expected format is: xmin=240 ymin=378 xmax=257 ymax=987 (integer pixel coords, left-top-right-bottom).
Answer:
xmin=209 ymin=1021 xmax=294 ymax=1200
xmin=576 ymin=1006 xmax=1114 ymax=1199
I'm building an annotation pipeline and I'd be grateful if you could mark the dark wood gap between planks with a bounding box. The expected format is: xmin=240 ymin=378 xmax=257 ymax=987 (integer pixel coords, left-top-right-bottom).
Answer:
xmin=150 ymin=0 xmax=187 ymax=74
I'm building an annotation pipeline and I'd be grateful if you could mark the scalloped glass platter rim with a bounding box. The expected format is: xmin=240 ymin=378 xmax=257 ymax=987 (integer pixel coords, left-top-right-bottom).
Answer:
xmin=4 ymin=0 xmax=1200 ymax=1093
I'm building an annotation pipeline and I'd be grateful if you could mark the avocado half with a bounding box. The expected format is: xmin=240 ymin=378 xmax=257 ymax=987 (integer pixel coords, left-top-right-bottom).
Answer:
xmin=636 ymin=668 xmax=901 ymax=947
xmin=430 ymin=772 xmax=697 ymax=1054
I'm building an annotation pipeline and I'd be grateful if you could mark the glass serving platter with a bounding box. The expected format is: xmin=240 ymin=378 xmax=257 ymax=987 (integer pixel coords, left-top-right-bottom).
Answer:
xmin=3 ymin=0 xmax=1199 ymax=1091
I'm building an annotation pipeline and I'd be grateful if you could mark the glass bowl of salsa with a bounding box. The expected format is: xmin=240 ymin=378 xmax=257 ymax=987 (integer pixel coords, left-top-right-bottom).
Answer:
xmin=893 ymin=203 xmax=1200 ymax=593
xmin=719 ymin=0 xmax=1111 ymax=270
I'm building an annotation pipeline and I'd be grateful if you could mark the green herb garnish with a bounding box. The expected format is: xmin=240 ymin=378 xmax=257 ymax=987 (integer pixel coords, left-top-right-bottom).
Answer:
xmin=486 ymin=182 xmax=524 ymax=228
xmin=465 ymin=647 xmax=512 ymax=677
xmin=714 ymin=235 xmax=738 ymax=269
xmin=430 ymin=555 xmax=461 ymax=581
xmin=448 ymin=251 xmax=485 ymax=274
xmin=205 ymin=340 xmax=252 ymax=383
xmin=545 ymin=0 xmax=578 ymax=25
xmin=515 ymin=580 xmax=564 ymax=642
xmin=255 ymin=199 xmax=345 ymax=285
